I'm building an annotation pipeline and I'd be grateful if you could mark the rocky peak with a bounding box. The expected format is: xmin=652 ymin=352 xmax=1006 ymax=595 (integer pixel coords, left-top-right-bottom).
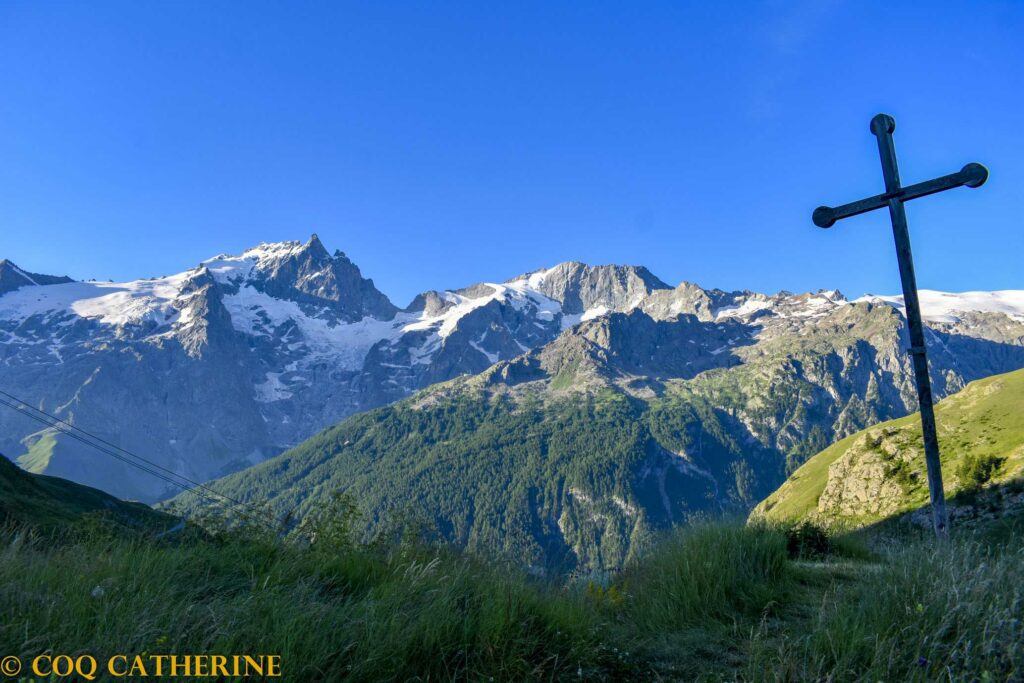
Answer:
xmin=490 ymin=308 xmax=753 ymax=390
xmin=172 ymin=267 xmax=236 ymax=358
xmin=208 ymin=235 xmax=399 ymax=323
xmin=569 ymin=309 xmax=750 ymax=377
xmin=404 ymin=290 xmax=455 ymax=316
xmin=641 ymin=281 xmax=721 ymax=321
xmin=0 ymin=259 xmax=74 ymax=296
xmin=511 ymin=261 xmax=671 ymax=315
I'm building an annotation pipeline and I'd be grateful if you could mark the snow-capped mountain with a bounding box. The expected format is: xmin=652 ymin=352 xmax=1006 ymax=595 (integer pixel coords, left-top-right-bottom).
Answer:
xmin=0 ymin=236 xmax=666 ymax=500
xmin=1 ymin=235 xmax=1022 ymax=502
xmin=0 ymin=259 xmax=74 ymax=295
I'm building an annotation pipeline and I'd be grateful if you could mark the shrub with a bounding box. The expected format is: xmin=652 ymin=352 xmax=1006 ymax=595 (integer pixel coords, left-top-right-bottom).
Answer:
xmin=956 ymin=453 xmax=1005 ymax=489
xmin=783 ymin=520 xmax=832 ymax=559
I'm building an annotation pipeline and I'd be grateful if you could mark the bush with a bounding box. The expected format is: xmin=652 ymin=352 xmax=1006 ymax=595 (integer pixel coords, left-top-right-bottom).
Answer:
xmin=956 ymin=453 xmax=1005 ymax=489
xmin=783 ymin=521 xmax=833 ymax=559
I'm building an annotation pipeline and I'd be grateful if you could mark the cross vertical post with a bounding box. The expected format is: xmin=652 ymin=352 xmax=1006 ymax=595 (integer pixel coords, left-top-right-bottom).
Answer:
xmin=813 ymin=113 xmax=988 ymax=539
xmin=872 ymin=113 xmax=948 ymax=538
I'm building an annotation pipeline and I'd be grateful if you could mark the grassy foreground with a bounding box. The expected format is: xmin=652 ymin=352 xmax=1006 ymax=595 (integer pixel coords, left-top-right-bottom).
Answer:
xmin=0 ymin=510 xmax=1021 ymax=681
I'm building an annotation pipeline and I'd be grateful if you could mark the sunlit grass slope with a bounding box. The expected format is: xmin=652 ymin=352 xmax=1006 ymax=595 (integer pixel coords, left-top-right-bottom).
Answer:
xmin=754 ymin=367 xmax=1024 ymax=527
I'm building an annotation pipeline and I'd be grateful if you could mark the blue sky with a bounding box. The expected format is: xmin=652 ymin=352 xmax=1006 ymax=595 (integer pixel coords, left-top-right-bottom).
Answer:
xmin=1 ymin=2 xmax=1021 ymax=307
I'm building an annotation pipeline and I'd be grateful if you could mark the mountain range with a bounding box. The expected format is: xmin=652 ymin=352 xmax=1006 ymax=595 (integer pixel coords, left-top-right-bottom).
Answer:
xmin=3 ymin=238 xmax=1023 ymax=501
xmin=1 ymin=236 xmax=685 ymax=500
xmin=4 ymin=235 xmax=1024 ymax=568
xmin=54 ymin=238 xmax=1007 ymax=570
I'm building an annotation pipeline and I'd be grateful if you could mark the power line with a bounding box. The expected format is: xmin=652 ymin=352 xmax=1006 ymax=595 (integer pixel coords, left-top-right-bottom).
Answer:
xmin=0 ymin=389 xmax=233 ymax=501
xmin=0 ymin=390 xmax=280 ymax=530
xmin=0 ymin=395 xmax=276 ymax=529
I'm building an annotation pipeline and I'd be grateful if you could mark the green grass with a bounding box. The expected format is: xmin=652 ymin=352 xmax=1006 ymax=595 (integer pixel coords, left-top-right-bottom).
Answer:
xmin=549 ymin=360 xmax=582 ymax=390
xmin=0 ymin=521 xmax=628 ymax=681
xmin=622 ymin=522 xmax=793 ymax=633
xmin=0 ymin=505 xmax=800 ymax=682
xmin=746 ymin=514 xmax=1024 ymax=681
xmin=2 ymin=506 xmax=1020 ymax=681
xmin=755 ymin=367 xmax=1024 ymax=526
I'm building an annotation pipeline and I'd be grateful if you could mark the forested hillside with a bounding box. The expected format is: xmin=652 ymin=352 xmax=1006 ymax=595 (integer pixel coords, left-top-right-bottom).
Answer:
xmin=172 ymin=297 xmax=1024 ymax=572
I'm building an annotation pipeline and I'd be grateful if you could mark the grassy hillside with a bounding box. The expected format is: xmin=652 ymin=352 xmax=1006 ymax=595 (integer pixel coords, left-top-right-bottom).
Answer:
xmin=754 ymin=368 xmax=1024 ymax=527
xmin=1 ymin=504 xmax=1021 ymax=681
xmin=0 ymin=451 xmax=170 ymax=530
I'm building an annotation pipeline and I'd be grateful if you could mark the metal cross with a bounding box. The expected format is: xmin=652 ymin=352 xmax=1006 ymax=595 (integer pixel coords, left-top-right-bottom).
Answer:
xmin=813 ymin=113 xmax=988 ymax=539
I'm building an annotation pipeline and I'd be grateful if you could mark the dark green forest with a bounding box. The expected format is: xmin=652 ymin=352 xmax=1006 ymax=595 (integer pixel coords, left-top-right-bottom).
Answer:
xmin=172 ymin=382 xmax=785 ymax=573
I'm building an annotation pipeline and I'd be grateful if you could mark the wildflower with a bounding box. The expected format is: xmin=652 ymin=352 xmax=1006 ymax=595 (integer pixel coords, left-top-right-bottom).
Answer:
xmin=916 ymin=656 xmax=928 ymax=668
xmin=91 ymin=585 xmax=105 ymax=599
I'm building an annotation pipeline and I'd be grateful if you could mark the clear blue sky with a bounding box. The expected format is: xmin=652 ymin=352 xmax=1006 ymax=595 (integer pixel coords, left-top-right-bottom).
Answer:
xmin=1 ymin=2 xmax=1021 ymax=307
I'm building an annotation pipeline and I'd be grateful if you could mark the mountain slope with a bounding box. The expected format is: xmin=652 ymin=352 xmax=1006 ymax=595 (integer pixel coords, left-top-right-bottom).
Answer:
xmin=171 ymin=376 xmax=773 ymax=573
xmin=173 ymin=297 xmax=1024 ymax=572
xmin=0 ymin=451 xmax=170 ymax=529
xmin=753 ymin=368 xmax=1024 ymax=528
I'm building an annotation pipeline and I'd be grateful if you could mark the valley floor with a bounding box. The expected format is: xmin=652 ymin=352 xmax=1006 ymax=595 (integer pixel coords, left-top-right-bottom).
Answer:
xmin=0 ymin=509 xmax=1021 ymax=682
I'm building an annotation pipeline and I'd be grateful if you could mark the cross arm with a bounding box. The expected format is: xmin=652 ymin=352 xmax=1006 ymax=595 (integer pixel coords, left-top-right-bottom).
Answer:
xmin=813 ymin=162 xmax=988 ymax=228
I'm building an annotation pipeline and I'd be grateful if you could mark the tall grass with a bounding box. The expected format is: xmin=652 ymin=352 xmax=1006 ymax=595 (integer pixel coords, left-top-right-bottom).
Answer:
xmin=748 ymin=520 xmax=1024 ymax=682
xmin=621 ymin=522 xmax=793 ymax=633
xmin=1 ymin=513 xmax=1021 ymax=681
xmin=610 ymin=522 xmax=798 ymax=680
xmin=0 ymin=519 xmax=627 ymax=682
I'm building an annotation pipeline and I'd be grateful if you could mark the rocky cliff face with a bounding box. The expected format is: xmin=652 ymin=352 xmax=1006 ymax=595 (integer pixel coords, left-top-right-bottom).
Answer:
xmin=514 ymin=261 xmax=670 ymax=316
xmin=815 ymin=426 xmax=920 ymax=519
xmin=0 ymin=259 xmax=73 ymax=295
